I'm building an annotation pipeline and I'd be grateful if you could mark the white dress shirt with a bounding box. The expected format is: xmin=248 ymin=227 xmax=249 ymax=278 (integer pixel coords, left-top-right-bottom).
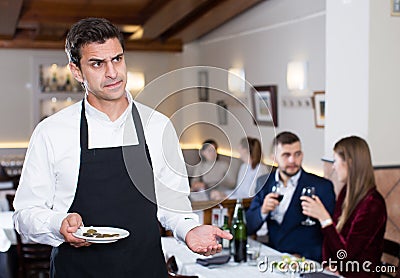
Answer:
xmin=230 ymin=163 xmax=269 ymax=199
xmin=13 ymin=92 xmax=199 ymax=246
xmin=261 ymin=169 xmax=301 ymax=224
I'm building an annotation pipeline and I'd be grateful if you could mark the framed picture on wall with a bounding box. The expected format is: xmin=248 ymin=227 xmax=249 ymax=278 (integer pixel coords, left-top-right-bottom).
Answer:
xmin=392 ymin=0 xmax=400 ymax=16
xmin=198 ymin=70 xmax=209 ymax=101
xmin=250 ymin=85 xmax=278 ymax=126
xmin=312 ymin=91 xmax=325 ymax=128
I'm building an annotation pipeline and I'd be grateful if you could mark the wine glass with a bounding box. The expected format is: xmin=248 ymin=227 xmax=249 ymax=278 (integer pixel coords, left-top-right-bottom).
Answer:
xmin=270 ymin=183 xmax=283 ymax=220
xmin=301 ymin=186 xmax=316 ymax=226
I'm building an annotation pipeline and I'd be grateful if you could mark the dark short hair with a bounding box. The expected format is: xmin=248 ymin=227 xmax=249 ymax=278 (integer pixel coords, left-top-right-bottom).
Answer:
xmin=272 ymin=131 xmax=300 ymax=146
xmin=201 ymin=139 xmax=218 ymax=151
xmin=65 ymin=18 xmax=125 ymax=68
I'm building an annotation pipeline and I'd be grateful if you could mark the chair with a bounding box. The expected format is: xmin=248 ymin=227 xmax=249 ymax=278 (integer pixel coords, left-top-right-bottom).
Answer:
xmin=381 ymin=238 xmax=400 ymax=278
xmin=0 ymin=163 xmax=21 ymax=189
xmin=6 ymin=194 xmax=52 ymax=278
xmin=166 ymin=256 xmax=198 ymax=278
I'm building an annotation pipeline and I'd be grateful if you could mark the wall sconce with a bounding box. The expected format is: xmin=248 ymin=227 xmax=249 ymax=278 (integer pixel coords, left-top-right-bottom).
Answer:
xmin=228 ymin=67 xmax=245 ymax=97
xmin=126 ymin=71 xmax=145 ymax=94
xmin=286 ymin=61 xmax=308 ymax=92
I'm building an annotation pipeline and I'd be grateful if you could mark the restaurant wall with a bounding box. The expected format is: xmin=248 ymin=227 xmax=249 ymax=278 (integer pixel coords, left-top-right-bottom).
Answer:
xmin=179 ymin=0 xmax=327 ymax=175
xmin=325 ymin=0 xmax=400 ymax=166
xmin=324 ymin=0 xmax=370 ymax=161
xmin=0 ymin=49 xmax=36 ymax=143
xmin=368 ymin=0 xmax=400 ymax=166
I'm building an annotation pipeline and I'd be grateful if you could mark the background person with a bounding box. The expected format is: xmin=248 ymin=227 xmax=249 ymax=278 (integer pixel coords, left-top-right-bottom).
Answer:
xmin=301 ymin=136 xmax=387 ymax=277
xmin=228 ymin=137 xmax=270 ymax=199
xmin=190 ymin=139 xmax=235 ymax=201
xmin=12 ymin=18 xmax=231 ymax=278
xmin=246 ymin=131 xmax=336 ymax=262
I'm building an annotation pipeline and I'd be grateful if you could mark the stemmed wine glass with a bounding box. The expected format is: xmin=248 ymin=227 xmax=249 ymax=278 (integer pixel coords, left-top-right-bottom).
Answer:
xmin=301 ymin=186 xmax=316 ymax=226
xmin=270 ymin=183 xmax=284 ymax=220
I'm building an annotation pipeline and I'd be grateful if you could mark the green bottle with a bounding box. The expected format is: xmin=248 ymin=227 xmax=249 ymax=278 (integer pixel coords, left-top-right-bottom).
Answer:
xmin=231 ymin=199 xmax=247 ymax=262
xmin=221 ymin=215 xmax=230 ymax=250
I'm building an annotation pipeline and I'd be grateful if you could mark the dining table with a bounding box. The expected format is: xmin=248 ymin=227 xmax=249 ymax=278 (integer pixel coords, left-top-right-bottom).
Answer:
xmin=0 ymin=211 xmax=15 ymax=247
xmin=161 ymin=236 xmax=341 ymax=278
xmin=0 ymin=210 xmax=14 ymax=278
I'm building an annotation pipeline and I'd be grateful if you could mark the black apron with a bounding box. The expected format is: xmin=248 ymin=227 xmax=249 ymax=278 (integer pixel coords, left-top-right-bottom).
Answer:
xmin=51 ymin=101 xmax=167 ymax=278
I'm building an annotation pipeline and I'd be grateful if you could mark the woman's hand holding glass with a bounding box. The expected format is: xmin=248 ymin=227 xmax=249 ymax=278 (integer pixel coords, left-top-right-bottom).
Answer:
xmin=300 ymin=191 xmax=332 ymax=227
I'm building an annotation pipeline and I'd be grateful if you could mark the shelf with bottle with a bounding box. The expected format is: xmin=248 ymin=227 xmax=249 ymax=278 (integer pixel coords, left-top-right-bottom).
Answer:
xmin=39 ymin=63 xmax=84 ymax=93
xmin=32 ymin=56 xmax=85 ymax=125
xmin=39 ymin=96 xmax=82 ymax=121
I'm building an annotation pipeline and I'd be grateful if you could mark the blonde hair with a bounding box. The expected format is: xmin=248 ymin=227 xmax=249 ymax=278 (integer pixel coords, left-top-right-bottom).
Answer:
xmin=334 ymin=136 xmax=376 ymax=232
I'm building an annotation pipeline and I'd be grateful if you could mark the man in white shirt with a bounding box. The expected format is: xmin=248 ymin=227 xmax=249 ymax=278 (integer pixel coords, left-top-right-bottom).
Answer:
xmin=13 ymin=17 xmax=231 ymax=277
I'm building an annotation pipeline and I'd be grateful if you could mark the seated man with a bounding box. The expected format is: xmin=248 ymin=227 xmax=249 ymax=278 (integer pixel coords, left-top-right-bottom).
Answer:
xmin=246 ymin=131 xmax=335 ymax=262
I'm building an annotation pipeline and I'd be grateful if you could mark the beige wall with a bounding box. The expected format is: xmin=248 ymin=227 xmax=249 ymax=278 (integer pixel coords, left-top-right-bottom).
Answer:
xmin=368 ymin=0 xmax=400 ymax=166
xmin=325 ymin=0 xmax=400 ymax=166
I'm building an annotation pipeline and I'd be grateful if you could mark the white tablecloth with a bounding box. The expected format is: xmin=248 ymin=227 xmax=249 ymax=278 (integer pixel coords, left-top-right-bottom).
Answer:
xmin=0 ymin=211 xmax=16 ymax=249
xmin=161 ymin=237 xmax=343 ymax=278
xmin=161 ymin=237 xmax=295 ymax=277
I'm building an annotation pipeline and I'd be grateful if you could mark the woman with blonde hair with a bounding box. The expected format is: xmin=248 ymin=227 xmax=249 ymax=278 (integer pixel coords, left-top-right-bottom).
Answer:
xmin=301 ymin=136 xmax=387 ymax=277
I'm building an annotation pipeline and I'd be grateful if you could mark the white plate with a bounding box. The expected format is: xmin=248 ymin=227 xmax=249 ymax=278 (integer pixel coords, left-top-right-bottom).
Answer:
xmin=73 ymin=226 xmax=130 ymax=243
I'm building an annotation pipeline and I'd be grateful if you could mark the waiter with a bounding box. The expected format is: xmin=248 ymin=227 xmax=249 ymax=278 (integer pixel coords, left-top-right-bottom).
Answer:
xmin=13 ymin=18 xmax=231 ymax=277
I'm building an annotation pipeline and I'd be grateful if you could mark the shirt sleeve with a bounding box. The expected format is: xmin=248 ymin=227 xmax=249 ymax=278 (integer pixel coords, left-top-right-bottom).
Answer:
xmin=13 ymin=123 xmax=67 ymax=246
xmin=150 ymin=118 xmax=200 ymax=242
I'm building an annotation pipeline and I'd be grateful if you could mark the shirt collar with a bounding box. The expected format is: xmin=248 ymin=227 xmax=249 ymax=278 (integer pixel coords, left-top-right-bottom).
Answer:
xmin=84 ymin=91 xmax=132 ymax=128
xmin=275 ymin=168 xmax=302 ymax=187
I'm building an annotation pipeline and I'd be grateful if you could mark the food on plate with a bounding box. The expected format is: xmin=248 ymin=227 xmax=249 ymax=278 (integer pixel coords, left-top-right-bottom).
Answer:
xmin=82 ymin=229 xmax=119 ymax=238
xmin=272 ymin=254 xmax=318 ymax=273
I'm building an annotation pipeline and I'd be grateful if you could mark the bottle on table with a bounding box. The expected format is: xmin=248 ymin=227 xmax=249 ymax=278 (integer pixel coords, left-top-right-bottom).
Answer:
xmin=231 ymin=199 xmax=247 ymax=262
xmin=230 ymin=199 xmax=240 ymax=255
xmin=221 ymin=215 xmax=230 ymax=250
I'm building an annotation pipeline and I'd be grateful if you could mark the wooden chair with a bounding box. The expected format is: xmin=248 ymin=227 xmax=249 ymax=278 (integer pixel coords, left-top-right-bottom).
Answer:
xmin=6 ymin=194 xmax=52 ymax=278
xmin=381 ymin=238 xmax=400 ymax=278
xmin=166 ymin=256 xmax=198 ymax=278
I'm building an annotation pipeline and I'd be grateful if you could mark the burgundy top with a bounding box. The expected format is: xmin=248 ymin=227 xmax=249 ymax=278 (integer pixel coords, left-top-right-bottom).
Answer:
xmin=322 ymin=186 xmax=387 ymax=278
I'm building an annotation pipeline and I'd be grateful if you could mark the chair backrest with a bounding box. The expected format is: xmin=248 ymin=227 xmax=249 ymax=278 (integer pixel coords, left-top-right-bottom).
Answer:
xmin=6 ymin=194 xmax=53 ymax=278
xmin=166 ymin=256 xmax=199 ymax=278
xmin=381 ymin=238 xmax=400 ymax=278
xmin=5 ymin=193 xmax=15 ymax=210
